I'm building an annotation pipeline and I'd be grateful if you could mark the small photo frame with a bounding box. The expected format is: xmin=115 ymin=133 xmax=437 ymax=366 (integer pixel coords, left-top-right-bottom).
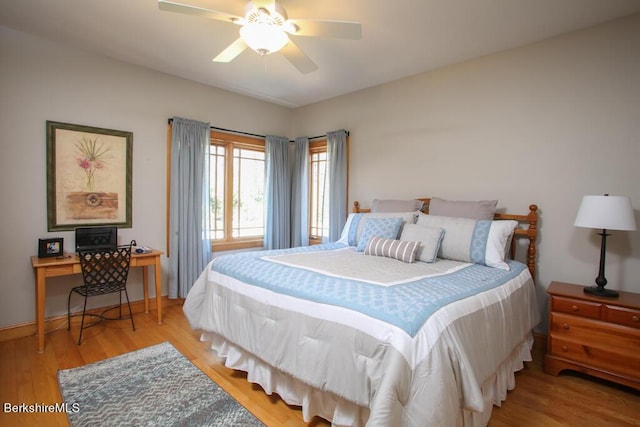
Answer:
xmin=38 ymin=238 xmax=64 ymax=258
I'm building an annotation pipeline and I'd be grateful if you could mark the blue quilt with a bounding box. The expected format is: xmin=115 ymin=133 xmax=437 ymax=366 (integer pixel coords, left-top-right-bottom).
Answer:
xmin=212 ymin=243 xmax=527 ymax=337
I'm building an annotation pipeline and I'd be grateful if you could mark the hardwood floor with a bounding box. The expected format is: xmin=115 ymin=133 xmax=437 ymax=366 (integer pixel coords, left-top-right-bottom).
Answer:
xmin=1 ymin=300 xmax=639 ymax=426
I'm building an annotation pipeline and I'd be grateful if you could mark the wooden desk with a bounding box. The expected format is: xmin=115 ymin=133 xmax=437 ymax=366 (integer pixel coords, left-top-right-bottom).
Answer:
xmin=31 ymin=249 xmax=163 ymax=352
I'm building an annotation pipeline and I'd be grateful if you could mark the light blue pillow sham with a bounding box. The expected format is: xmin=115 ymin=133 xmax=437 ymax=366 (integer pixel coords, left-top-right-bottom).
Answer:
xmin=356 ymin=217 xmax=405 ymax=252
xmin=337 ymin=212 xmax=418 ymax=246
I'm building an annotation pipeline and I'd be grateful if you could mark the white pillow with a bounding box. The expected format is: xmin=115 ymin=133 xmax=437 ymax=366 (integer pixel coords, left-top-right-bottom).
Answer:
xmin=337 ymin=214 xmax=357 ymax=244
xmin=337 ymin=212 xmax=418 ymax=246
xmin=399 ymin=224 xmax=444 ymax=263
xmin=416 ymin=213 xmax=517 ymax=270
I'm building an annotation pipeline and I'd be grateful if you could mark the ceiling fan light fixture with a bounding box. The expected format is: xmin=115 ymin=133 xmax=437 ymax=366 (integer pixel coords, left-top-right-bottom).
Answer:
xmin=284 ymin=21 xmax=299 ymax=34
xmin=240 ymin=22 xmax=289 ymax=55
xmin=158 ymin=0 xmax=361 ymax=73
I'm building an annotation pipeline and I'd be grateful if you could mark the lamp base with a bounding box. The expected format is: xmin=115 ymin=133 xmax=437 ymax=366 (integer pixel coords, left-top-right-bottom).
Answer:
xmin=583 ymin=286 xmax=619 ymax=298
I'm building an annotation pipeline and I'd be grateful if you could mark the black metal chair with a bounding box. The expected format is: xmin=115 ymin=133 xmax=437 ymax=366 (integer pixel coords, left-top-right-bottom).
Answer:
xmin=67 ymin=243 xmax=136 ymax=345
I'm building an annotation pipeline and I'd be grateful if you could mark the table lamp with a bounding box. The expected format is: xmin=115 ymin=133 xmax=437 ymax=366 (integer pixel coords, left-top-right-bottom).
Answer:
xmin=574 ymin=194 xmax=636 ymax=297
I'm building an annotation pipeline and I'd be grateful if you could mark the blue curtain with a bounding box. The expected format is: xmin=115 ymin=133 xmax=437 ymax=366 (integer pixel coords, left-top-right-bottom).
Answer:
xmin=264 ymin=135 xmax=291 ymax=249
xmin=291 ymin=137 xmax=309 ymax=247
xmin=168 ymin=117 xmax=212 ymax=298
xmin=326 ymin=130 xmax=348 ymax=242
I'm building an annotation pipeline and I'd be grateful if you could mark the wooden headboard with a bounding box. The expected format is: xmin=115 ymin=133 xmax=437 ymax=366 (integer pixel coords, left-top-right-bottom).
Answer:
xmin=352 ymin=198 xmax=539 ymax=280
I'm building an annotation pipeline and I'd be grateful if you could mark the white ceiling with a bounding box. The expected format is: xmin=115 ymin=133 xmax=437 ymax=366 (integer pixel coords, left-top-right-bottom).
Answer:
xmin=2 ymin=0 xmax=640 ymax=108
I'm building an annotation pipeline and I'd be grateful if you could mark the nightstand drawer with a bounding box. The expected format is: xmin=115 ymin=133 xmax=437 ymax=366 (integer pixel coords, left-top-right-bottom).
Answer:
xmin=549 ymin=312 xmax=597 ymax=338
xmin=551 ymin=296 xmax=601 ymax=319
xmin=548 ymin=337 xmax=640 ymax=379
xmin=549 ymin=312 xmax=640 ymax=345
xmin=605 ymin=305 xmax=640 ymax=329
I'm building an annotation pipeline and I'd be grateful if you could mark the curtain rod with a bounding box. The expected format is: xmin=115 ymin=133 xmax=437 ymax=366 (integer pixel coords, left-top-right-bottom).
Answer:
xmin=167 ymin=119 xmax=348 ymax=142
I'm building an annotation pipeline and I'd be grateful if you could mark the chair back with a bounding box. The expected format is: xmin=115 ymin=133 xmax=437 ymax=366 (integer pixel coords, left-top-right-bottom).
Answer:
xmin=78 ymin=245 xmax=132 ymax=293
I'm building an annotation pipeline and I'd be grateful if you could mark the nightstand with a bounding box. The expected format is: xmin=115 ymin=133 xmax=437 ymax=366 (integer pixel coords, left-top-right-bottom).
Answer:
xmin=543 ymin=281 xmax=640 ymax=390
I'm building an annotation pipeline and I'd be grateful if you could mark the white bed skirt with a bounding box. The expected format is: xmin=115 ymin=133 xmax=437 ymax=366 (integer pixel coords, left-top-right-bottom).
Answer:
xmin=200 ymin=330 xmax=534 ymax=427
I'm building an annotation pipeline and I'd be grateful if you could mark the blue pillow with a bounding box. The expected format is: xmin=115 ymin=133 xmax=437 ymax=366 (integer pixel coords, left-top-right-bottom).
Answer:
xmin=356 ymin=218 xmax=405 ymax=252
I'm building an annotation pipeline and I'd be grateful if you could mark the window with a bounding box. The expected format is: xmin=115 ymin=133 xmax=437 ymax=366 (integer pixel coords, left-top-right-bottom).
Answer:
xmin=209 ymin=131 xmax=265 ymax=250
xmin=307 ymin=135 xmax=349 ymax=245
xmin=309 ymin=140 xmax=328 ymax=244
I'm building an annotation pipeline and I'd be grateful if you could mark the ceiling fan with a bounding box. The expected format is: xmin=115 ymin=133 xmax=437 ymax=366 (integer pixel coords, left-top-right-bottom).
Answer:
xmin=158 ymin=0 xmax=362 ymax=74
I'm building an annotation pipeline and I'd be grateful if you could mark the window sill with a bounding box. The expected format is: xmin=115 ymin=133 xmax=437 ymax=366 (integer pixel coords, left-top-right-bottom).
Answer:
xmin=309 ymin=237 xmax=324 ymax=246
xmin=212 ymin=240 xmax=264 ymax=252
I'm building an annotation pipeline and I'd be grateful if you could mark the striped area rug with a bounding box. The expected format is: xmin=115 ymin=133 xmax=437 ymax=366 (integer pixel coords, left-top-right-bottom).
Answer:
xmin=57 ymin=342 xmax=264 ymax=427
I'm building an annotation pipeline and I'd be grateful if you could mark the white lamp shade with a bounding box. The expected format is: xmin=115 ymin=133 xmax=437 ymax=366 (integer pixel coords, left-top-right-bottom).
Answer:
xmin=240 ymin=23 xmax=289 ymax=55
xmin=574 ymin=195 xmax=637 ymax=231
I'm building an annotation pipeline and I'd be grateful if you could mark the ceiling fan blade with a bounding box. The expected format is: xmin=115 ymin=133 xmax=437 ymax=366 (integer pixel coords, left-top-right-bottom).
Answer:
xmin=213 ymin=38 xmax=248 ymax=62
xmin=287 ymin=19 xmax=361 ymax=39
xmin=158 ymin=0 xmax=242 ymax=24
xmin=280 ymin=40 xmax=318 ymax=74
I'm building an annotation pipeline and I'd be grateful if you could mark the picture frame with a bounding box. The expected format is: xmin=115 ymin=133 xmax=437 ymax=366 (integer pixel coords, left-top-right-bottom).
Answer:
xmin=38 ymin=237 xmax=64 ymax=258
xmin=46 ymin=121 xmax=132 ymax=231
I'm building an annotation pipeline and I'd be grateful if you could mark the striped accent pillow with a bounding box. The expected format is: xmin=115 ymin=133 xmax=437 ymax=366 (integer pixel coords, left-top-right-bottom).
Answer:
xmin=364 ymin=236 xmax=420 ymax=263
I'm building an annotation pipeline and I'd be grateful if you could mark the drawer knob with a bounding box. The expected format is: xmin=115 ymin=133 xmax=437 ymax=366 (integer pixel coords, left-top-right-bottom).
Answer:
xmin=633 ymin=315 xmax=639 ymax=322
xmin=562 ymin=323 xmax=570 ymax=330
xmin=571 ymin=305 xmax=579 ymax=312
xmin=561 ymin=345 xmax=568 ymax=352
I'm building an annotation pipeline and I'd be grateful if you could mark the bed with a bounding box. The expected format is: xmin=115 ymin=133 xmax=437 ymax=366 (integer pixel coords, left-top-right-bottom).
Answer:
xmin=184 ymin=198 xmax=540 ymax=426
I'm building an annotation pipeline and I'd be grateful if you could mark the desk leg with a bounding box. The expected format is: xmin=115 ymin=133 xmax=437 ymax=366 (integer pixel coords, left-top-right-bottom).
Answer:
xmin=35 ymin=268 xmax=46 ymax=353
xmin=154 ymin=255 xmax=162 ymax=324
xmin=142 ymin=267 xmax=149 ymax=314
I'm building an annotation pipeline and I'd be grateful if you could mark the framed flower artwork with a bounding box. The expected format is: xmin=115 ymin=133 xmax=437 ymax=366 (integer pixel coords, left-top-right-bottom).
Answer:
xmin=46 ymin=121 xmax=132 ymax=231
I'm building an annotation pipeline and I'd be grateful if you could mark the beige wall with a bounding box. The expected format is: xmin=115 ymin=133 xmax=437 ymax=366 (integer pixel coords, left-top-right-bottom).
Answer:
xmin=2 ymin=13 xmax=639 ymax=330
xmin=292 ymin=13 xmax=640 ymax=327
xmin=0 ymin=26 xmax=291 ymax=328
